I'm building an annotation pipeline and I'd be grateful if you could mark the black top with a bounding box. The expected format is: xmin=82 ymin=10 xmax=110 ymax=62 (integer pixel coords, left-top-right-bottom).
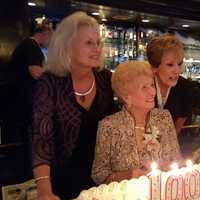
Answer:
xmin=155 ymin=76 xmax=195 ymax=122
xmin=11 ymin=38 xmax=44 ymax=90
xmin=32 ymin=70 xmax=117 ymax=200
xmin=11 ymin=38 xmax=44 ymax=127
xmin=32 ymin=70 xmax=115 ymax=168
xmin=51 ymin=94 xmax=102 ymax=199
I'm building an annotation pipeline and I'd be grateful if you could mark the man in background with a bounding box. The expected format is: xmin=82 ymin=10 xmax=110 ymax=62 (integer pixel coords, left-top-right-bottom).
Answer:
xmin=11 ymin=24 xmax=52 ymax=139
xmin=10 ymin=24 xmax=52 ymax=179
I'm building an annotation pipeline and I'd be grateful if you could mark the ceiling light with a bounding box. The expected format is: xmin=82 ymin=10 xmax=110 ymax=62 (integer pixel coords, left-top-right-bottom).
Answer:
xmin=142 ymin=19 xmax=150 ymax=23
xmin=182 ymin=24 xmax=190 ymax=28
xmin=101 ymin=18 xmax=107 ymax=22
xmin=28 ymin=2 xmax=36 ymax=6
xmin=92 ymin=12 xmax=100 ymax=16
xmin=147 ymin=30 xmax=153 ymax=34
xmin=35 ymin=17 xmax=43 ymax=24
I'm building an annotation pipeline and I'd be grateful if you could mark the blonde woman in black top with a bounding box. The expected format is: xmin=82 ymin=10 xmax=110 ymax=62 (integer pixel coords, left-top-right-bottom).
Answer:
xmin=32 ymin=12 xmax=116 ymax=200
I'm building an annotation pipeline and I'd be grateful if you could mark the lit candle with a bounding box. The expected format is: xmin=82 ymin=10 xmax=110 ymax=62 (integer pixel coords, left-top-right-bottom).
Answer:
xmin=148 ymin=162 xmax=161 ymax=200
xmin=171 ymin=163 xmax=179 ymax=175
xmin=184 ymin=160 xmax=200 ymax=200
xmin=151 ymin=162 xmax=158 ymax=175
xmin=165 ymin=163 xmax=183 ymax=200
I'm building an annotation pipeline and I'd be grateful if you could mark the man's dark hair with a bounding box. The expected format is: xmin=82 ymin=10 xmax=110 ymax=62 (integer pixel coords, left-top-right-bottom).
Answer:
xmin=31 ymin=24 xmax=51 ymax=35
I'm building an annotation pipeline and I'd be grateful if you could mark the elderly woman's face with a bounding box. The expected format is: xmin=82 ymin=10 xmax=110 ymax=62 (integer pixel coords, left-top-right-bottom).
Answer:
xmin=71 ymin=26 xmax=102 ymax=69
xmin=155 ymin=50 xmax=183 ymax=88
xmin=128 ymin=75 xmax=156 ymax=111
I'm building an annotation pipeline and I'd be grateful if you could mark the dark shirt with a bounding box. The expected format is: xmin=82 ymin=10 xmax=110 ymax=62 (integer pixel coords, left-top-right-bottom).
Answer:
xmin=11 ymin=38 xmax=44 ymax=123
xmin=155 ymin=76 xmax=195 ymax=122
xmin=12 ymin=38 xmax=44 ymax=82
xmin=32 ymin=69 xmax=116 ymax=199
xmin=52 ymin=95 xmax=102 ymax=199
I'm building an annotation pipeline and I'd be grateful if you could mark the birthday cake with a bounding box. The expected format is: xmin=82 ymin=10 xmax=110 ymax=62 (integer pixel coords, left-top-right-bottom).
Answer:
xmin=74 ymin=161 xmax=200 ymax=200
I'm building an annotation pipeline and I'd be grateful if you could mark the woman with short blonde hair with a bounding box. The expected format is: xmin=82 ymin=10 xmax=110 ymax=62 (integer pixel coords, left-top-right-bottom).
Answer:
xmin=112 ymin=61 xmax=153 ymax=97
xmin=92 ymin=60 xmax=182 ymax=185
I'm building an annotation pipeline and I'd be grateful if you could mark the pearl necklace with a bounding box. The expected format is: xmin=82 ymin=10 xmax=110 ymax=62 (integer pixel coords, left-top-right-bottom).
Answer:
xmin=74 ymin=79 xmax=95 ymax=102
xmin=135 ymin=126 xmax=145 ymax=131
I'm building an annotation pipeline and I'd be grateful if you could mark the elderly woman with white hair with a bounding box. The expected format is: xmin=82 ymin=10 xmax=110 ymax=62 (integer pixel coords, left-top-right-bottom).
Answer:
xmin=92 ymin=61 xmax=183 ymax=185
xmin=31 ymin=12 xmax=116 ymax=200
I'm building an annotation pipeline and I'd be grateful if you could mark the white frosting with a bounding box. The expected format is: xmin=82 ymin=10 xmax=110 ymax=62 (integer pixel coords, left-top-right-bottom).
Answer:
xmin=74 ymin=163 xmax=200 ymax=200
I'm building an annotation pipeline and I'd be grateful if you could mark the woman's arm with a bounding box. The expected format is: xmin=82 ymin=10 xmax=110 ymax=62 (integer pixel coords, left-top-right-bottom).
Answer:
xmin=175 ymin=117 xmax=187 ymax=135
xmin=32 ymin=75 xmax=55 ymax=167
xmin=33 ymin=165 xmax=60 ymax=200
xmin=91 ymin=120 xmax=113 ymax=185
xmin=32 ymin=75 xmax=57 ymax=199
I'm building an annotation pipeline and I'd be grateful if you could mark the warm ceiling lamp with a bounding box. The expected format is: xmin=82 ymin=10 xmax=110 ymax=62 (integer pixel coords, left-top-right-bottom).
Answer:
xmin=182 ymin=24 xmax=190 ymax=28
xmin=101 ymin=18 xmax=107 ymax=22
xmin=92 ymin=12 xmax=100 ymax=16
xmin=28 ymin=2 xmax=36 ymax=6
xmin=142 ymin=19 xmax=150 ymax=23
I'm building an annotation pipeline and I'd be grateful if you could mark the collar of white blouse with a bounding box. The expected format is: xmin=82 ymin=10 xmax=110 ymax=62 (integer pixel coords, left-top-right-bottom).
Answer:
xmin=155 ymin=76 xmax=171 ymax=109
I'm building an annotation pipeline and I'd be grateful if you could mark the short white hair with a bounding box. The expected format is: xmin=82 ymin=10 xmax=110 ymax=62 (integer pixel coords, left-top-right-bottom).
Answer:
xmin=112 ymin=61 xmax=153 ymax=98
xmin=45 ymin=11 xmax=104 ymax=77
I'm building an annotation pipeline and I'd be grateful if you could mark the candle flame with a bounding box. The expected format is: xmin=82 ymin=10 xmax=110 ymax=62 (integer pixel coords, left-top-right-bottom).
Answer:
xmin=151 ymin=162 xmax=157 ymax=172
xmin=186 ymin=160 xmax=193 ymax=172
xmin=147 ymin=162 xmax=158 ymax=176
xmin=171 ymin=163 xmax=179 ymax=171
xmin=186 ymin=160 xmax=193 ymax=167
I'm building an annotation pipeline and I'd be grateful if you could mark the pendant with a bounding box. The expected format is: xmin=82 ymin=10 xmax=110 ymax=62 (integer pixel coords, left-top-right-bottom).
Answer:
xmin=80 ymin=95 xmax=85 ymax=102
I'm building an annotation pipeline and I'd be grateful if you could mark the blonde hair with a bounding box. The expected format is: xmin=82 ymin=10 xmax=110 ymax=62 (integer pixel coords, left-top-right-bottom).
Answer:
xmin=112 ymin=61 xmax=153 ymax=98
xmin=147 ymin=33 xmax=184 ymax=68
xmin=45 ymin=11 xmax=103 ymax=77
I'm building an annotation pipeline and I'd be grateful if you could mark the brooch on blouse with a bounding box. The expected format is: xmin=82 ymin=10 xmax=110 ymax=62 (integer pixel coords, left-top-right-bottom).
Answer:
xmin=144 ymin=126 xmax=161 ymax=143
xmin=144 ymin=126 xmax=162 ymax=161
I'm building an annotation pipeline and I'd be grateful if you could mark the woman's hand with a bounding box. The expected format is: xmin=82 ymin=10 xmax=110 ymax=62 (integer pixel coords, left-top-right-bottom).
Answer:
xmin=105 ymin=167 xmax=149 ymax=184
xmin=130 ymin=167 xmax=149 ymax=179
xmin=28 ymin=65 xmax=44 ymax=79
xmin=33 ymin=165 xmax=58 ymax=200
